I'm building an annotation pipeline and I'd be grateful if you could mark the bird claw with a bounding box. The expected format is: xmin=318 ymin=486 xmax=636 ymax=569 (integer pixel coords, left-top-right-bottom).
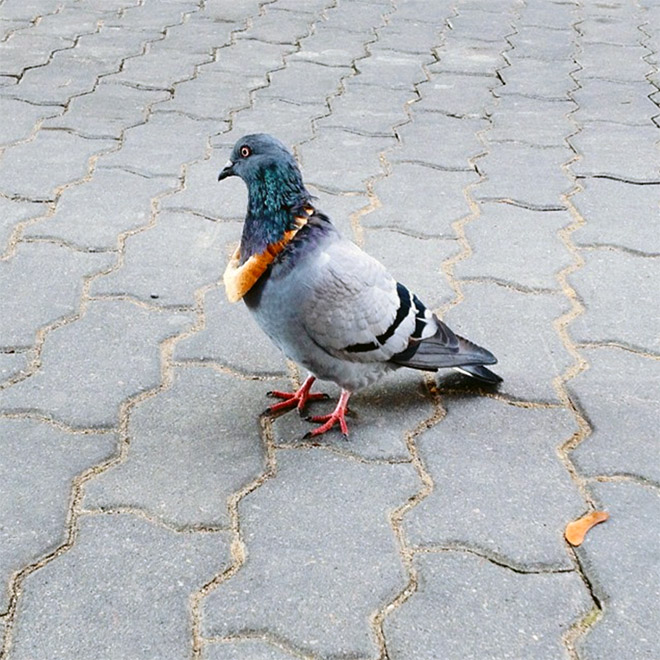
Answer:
xmin=264 ymin=376 xmax=327 ymax=416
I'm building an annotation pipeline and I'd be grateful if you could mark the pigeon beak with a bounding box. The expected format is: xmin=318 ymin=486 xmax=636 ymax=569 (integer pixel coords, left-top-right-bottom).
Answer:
xmin=218 ymin=160 xmax=235 ymax=181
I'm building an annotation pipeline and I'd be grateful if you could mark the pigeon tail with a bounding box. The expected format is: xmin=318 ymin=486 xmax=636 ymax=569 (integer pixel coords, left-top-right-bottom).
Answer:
xmin=390 ymin=318 xmax=500 ymax=381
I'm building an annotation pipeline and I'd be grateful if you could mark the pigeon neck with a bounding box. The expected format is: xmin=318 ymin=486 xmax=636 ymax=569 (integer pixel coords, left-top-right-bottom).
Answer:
xmin=240 ymin=171 xmax=312 ymax=264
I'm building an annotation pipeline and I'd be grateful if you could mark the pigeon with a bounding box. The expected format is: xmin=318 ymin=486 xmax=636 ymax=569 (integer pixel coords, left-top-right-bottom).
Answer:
xmin=218 ymin=133 xmax=501 ymax=438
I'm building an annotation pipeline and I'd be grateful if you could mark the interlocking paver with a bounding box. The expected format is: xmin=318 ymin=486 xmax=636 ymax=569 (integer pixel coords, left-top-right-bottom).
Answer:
xmin=0 ymin=353 xmax=26 ymax=385
xmin=429 ymin=41 xmax=504 ymax=77
xmin=23 ymin=168 xmax=178 ymax=251
xmin=568 ymin=250 xmax=659 ymax=353
xmin=84 ymin=368 xmax=270 ymax=528
xmin=9 ymin=513 xmax=229 ymax=659
xmin=571 ymin=123 xmax=660 ymax=183
xmin=89 ymin=211 xmax=230 ymax=307
xmin=454 ymin=202 xmax=573 ymax=290
xmin=496 ymin=59 xmax=575 ymax=100
xmin=203 ymin=641 xmax=298 ymax=660
xmin=234 ymin=7 xmax=316 ymax=45
xmin=405 ymin=397 xmax=583 ymax=569
xmin=0 ymin=98 xmax=62 ymax=146
xmin=576 ymin=482 xmax=660 ymax=660
xmin=578 ymin=44 xmax=650 ymax=82
xmin=272 ymin=369 xmax=432 ymax=461
xmin=0 ymin=198 xmax=47 ymax=254
xmin=509 ymin=26 xmax=574 ymax=60
xmin=414 ymin=72 xmax=497 ymax=117
xmin=363 ymin=164 xmax=478 ymax=238
xmin=385 ymin=552 xmax=591 ymax=660
xmin=443 ymin=282 xmax=572 ymax=403
xmin=202 ymin=449 xmax=418 ymax=658
xmin=569 ymin=348 xmax=660 ymax=485
xmin=0 ymin=131 xmax=115 ymax=201
xmin=99 ymin=113 xmax=216 ymax=178
xmin=43 ymin=82 xmax=169 ymax=140
xmin=572 ymin=79 xmax=658 ymax=126
xmin=0 ymin=300 xmax=192 ymax=428
xmin=571 ymin=178 xmax=660 ymax=254
xmin=0 ymin=243 xmax=113 ymax=349
xmin=475 ymin=143 xmax=573 ymax=210
xmin=173 ymin=286 xmax=288 ymax=376
xmin=0 ymin=418 xmax=115 ymax=612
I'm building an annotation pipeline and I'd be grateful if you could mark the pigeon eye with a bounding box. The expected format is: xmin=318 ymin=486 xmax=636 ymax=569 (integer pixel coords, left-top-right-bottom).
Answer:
xmin=240 ymin=145 xmax=251 ymax=158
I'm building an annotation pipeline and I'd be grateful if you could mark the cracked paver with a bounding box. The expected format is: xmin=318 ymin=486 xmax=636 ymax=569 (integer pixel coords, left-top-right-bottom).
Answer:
xmin=1 ymin=1 xmax=658 ymax=658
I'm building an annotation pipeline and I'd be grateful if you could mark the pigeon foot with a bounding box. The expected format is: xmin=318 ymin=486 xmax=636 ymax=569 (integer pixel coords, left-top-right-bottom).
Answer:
xmin=304 ymin=390 xmax=351 ymax=439
xmin=266 ymin=375 xmax=329 ymax=415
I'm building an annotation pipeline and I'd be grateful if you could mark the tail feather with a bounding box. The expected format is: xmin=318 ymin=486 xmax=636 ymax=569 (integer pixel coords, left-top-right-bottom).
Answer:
xmin=390 ymin=317 xmax=501 ymax=383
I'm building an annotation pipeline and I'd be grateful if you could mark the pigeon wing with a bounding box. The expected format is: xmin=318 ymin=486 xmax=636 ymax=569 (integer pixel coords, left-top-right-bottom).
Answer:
xmin=299 ymin=239 xmax=417 ymax=364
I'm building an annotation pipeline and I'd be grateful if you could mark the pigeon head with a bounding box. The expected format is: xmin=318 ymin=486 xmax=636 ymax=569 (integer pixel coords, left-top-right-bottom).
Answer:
xmin=218 ymin=134 xmax=313 ymax=263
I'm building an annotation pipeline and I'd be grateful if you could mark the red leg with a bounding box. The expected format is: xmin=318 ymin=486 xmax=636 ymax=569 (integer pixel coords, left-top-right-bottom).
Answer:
xmin=304 ymin=389 xmax=351 ymax=439
xmin=266 ymin=375 xmax=329 ymax=415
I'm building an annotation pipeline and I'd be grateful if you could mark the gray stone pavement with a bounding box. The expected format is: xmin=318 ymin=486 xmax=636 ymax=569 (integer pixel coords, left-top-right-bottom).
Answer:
xmin=0 ymin=0 xmax=658 ymax=658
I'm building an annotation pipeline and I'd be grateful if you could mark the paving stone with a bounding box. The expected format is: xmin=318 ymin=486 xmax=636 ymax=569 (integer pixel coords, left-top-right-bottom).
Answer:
xmin=43 ymin=82 xmax=169 ymax=139
xmin=429 ymin=40 xmax=503 ymax=77
xmin=393 ymin=1 xmax=456 ymax=24
xmin=578 ymin=44 xmax=649 ymax=83
xmin=496 ymin=59 xmax=574 ymax=100
xmin=363 ymin=229 xmax=457 ymax=309
xmin=572 ymin=178 xmax=660 ymax=254
xmin=414 ymin=72 xmax=497 ymax=117
xmin=200 ymin=0 xmax=261 ymax=22
xmin=8 ymin=55 xmax=115 ymax=106
xmin=84 ymin=368 xmax=270 ymax=528
xmin=375 ymin=20 xmax=446 ymax=56
xmin=211 ymin=40 xmax=289 ymax=76
xmin=573 ymin=79 xmax=658 ymax=127
xmin=24 ymin=168 xmax=178 ymax=252
xmin=568 ymin=250 xmax=659 ymax=353
xmin=454 ymin=202 xmax=573 ymax=290
xmin=23 ymin=6 xmax=102 ymax=41
xmin=288 ymin=25 xmax=372 ymax=67
xmin=71 ymin=24 xmax=159 ymax=63
xmin=90 ymin=211 xmax=231 ymax=307
xmin=580 ymin=16 xmax=645 ymax=47
xmin=111 ymin=49 xmax=206 ymax=90
xmin=352 ymin=48 xmax=429 ymax=90
xmin=446 ymin=10 xmax=515 ymax=42
xmin=153 ymin=70 xmax=263 ymax=121
xmin=569 ymin=347 xmax=660 ymax=485
xmin=100 ymin=113 xmax=216 ymax=178
xmin=508 ymin=26 xmax=574 ymax=60
xmin=0 ymin=131 xmax=115 ymax=201
xmin=1 ymin=0 xmax=62 ymax=21
xmin=305 ymin=185 xmax=368 ymax=238
xmin=102 ymin=0 xmax=200 ymax=31
xmin=202 ymin=641 xmax=298 ymax=660
xmin=488 ymin=96 xmax=573 ymax=147
xmin=0 ymin=98 xmax=62 ymax=147
xmin=174 ymin=285 xmax=288 ymax=376
xmin=571 ymin=124 xmax=660 ymax=183
xmin=202 ymin=449 xmax=419 ymax=658
xmin=151 ymin=16 xmax=236 ymax=55
xmin=0 ymin=418 xmax=115 ymax=613
xmin=272 ymin=368 xmax=431 ymax=461
xmin=214 ymin=96 xmax=316 ymax=149
xmin=406 ymin=397 xmax=583 ymax=568
xmin=519 ymin=0 xmax=576 ymax=29
xmin=363 ymin=164 xmax=478 ymax=238
xmin=393 ymin=113 xmax=485 ymax=171
xmin=260 ymin=60 xmax=352 ymax=106
xmin=9 ymin=513 xmax=229 ymax=660
xmin=318 ymin=1 xmax=387 ymax=34
xmin=299 ymin=129 xmax=396 ymax=193
xmin=476 ymin=143 xmax=573 ymax=210
xmin=0 ymin=300 xmax=192 ymax=428
xmin=443 ymin=282 xmax=572 ymax=403
xmin=0 ymin=33 xmax=71 ymax=77
xmin=317 ymin=85 xmax=412 ymax=136
xmin=576 ymin=482 xmax=660 ymax=660
xmin=235 ymin=7 xmax=315 ymax=45
xmin=0 ymin=243 xmax=113 ymax=349
xmin=0 ymin=352 xmax=27 ymax=384
xmin=384 ymin=552 xmax=592 ymax=660
xmin=0 ymin=198 xmax=47 ymax=254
